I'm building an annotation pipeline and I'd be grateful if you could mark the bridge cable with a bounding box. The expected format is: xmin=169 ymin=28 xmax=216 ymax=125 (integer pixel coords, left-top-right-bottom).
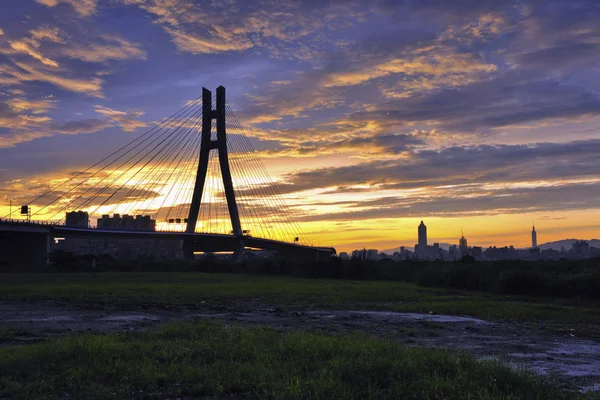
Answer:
xmin=14 ymin=97 xmax=202 ymax=220
xmin=47 ymin=101 xmax=203 ymax=222
xmin=81 ymin=103 xmax=204 ymax=221
xmin=120 ymin=107 xmax=204 ymax=224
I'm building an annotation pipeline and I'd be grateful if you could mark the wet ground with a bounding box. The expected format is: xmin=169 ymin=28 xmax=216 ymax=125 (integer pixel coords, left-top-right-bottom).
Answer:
xmin=1 ymin=301 xmax=599 ymax=393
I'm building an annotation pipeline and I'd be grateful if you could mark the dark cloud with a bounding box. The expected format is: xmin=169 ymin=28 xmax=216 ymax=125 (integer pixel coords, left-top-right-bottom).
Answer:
xmin=280 ymin=139 xmax=600 ymax=192
xmin=297 ymin=182 xmax=600 ymax=222
xmin=48 ymin=118 xmax=112 ymax=135
xmin=349 ymin=72 xmax=600 ymax=133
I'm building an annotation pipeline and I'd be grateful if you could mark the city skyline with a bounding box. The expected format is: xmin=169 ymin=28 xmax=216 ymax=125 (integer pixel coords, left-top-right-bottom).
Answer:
xmin=2 ymin=1 xmax=600 ymax=252
xmin=341 ymin=220 xmax=598 ymax=262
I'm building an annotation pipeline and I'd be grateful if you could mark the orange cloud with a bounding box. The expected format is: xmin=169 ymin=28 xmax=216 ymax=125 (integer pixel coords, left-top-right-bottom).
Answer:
xmin=8 ymin=39 xmax=60 ymax=67
xmin=164 ymin=27 xmax=253 ymax=54
xmin=6 ymin=97 xmax=57 ymax=114
xmin=35 ymin=0 xmax=98 ymax=16
xmin=439 ymin=13 xmax=506 ymax=43
xmin=325 ymin=52 xmax=496 ymax=88
xmin=29 ymin=26 xmax=64 ymax=43
xmin=61 ymin=35 xmax=146 ymax=63
xmin=5 ymin=62 xmax=103 ymax=97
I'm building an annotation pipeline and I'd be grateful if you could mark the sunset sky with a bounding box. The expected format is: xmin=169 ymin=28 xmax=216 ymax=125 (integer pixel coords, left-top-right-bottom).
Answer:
xmin=1 ymin=0 xmax=600 ymax=252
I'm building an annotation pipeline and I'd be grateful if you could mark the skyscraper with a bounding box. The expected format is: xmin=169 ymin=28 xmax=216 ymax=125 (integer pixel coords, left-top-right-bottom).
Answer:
xmin=532 ymin=225 xmax=537 ymax=248
xmin=418 ymin=221 xmax=427 ymax=248
xmin=459 ymin=231 xmax=468 ymax=256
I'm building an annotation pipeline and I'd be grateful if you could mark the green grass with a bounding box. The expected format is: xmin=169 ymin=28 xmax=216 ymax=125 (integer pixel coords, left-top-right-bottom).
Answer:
xmin=0 ymin=320 xmax=592 ymax=400
xmin=2 ymin=272 xmax=600 ymax=333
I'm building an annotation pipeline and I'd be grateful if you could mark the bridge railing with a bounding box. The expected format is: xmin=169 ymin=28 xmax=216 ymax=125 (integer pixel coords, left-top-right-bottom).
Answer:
xmin=0 ymin=218 xmax=62 ymax=227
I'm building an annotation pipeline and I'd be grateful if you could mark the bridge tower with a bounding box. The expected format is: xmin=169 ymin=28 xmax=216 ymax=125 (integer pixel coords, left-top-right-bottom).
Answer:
xmin=184 ymin=86 xmax=243 ymax=260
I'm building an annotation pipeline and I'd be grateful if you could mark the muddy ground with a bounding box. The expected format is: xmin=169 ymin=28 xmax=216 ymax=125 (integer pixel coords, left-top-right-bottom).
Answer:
xmin=1 ymin=300 xmax=599 ymax=393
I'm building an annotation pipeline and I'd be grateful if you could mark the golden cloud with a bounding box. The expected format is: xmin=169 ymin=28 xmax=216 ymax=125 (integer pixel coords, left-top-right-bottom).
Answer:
xmin=325 ymin=52 xmax=496 ymax=87
xmin=6 ymin=62 xmax=103 ymax=97
xmin=0 ymin=131 xmax=53 ymax=147
xmin=61 ymin=35 xmax=146 ymax=63
xmin=6 ymin=98 xmax=57 ymax=114
xmin=164 ymin=27 xmax=253 ymax=54
xmin=8 ymin=39 xmax=60 ymax=67
xmin=35 ymin=0 xmax=98 ymax=16
xmin=29 ymin=26 xmax=64 ymax=43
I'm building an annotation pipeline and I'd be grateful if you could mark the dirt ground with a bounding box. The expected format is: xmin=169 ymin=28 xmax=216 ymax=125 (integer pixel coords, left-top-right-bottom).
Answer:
xmin=1 ymin=300 xmax=599 ymax=393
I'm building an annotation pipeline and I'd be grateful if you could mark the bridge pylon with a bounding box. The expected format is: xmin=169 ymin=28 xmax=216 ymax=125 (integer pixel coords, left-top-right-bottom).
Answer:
xmin=184 ymin=86 xmax=243 ymax=260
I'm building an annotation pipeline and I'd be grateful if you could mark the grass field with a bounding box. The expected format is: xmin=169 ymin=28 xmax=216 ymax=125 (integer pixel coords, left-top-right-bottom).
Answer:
xmin=0 ymin=320 xmax=594 ymax=400
xmin=1 ymin=272 xmax=600 ymax=332
xmin=2 ymin=272 xmax=600 ymax=398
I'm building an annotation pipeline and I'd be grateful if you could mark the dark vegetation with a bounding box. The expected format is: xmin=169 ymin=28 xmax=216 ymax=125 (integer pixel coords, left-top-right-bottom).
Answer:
xmin=0 ymin=321 xmax=591 ymax=400
xmin=8 ymin=249 xmax=599 ymax=301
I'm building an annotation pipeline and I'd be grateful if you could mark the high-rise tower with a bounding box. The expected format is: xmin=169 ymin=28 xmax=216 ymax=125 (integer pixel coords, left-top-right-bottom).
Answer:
xmin=532 ymin=224 xmax=537 ymax=248
xmin=418 ymin=221 xmax=427 ymax=248
xmin=459 ymin=230 xmax=468 ymax=255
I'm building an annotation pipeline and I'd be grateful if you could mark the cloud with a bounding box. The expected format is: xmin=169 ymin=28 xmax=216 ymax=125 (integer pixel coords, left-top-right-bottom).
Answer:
xmin=0 ymin=101 xmax=147 ymax=147
xmin=35 ymin=0 xmax=98 ymax=16
xmin=295 ymin=181 xmax=600 ymax=222
xmin=343 ymin=72 xmax=600 ymax=135
xmin=8 ymin=39 xmax=60 ymax=67
xmin=163 ymin=27 xmax=253 ymax=54
xmin=61 ymin=35 xmax=147 ymax=63
xmin=324 ymin=51 xmax=496 ymax=88
xmin=6 ymin=97 xmax=57 ymax=114
xmin=94 ymin=106 xmax=148 ymax=132
xmin=29 ymin=26 xmax=65 ymax=44
xmin=0 ymin=101 xmax=51 ymax=130
xmin=48 ymin=118 xmax=114 ymax=135
xmin=121 ymin=0 xmax=363 ymax=57
xmin=0 ymin=61 xmax=103 ymax=97
xmin=269 ymin=139 xmax=600 ymax=197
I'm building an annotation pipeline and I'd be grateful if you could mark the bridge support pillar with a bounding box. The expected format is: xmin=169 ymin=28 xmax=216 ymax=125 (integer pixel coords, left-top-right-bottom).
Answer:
xmin=184 ymin=85 xmax=244 ymax=263
xmin=232 ymin=238 xmax=245 ymax=263
xmin=182 ymin=240 xmax=196 ymax=261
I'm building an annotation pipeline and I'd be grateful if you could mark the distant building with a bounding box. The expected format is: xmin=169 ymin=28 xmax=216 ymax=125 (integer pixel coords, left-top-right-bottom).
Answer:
xmin=366 ymin=249 xmax=378 ymax=260
xmin=449 ymin=245 xmax=459 ymax=259
xmin=97 ymin=214 xmax=156 ymax=232
xmin=532 ymin=225 xmax=537 ymax=248
xmin=572 ymin=241 xmax=590 ymax=256
xmin=459 ymin=232 xmax=468 ymax=256
xmin=65 ymin=211 xmax=89 ymax=228
xmin=471 ymin=246 xmax=483 ymax=259
xmin=351 ymin=249 xmax=365 ymax=260
xmin=483 ymin=245 xmax=518 ymax=260
xmin=418 ymin=221 xmax=427 ymax=248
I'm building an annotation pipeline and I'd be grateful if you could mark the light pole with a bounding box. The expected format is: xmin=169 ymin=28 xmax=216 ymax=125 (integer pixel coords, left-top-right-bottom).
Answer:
xmin=9 ymin=199 xmax=12 ymax=220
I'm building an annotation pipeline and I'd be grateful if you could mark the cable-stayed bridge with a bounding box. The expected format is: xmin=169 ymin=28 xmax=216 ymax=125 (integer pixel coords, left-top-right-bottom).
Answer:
xmin=0 ymin=86 xmax=335 ymax=266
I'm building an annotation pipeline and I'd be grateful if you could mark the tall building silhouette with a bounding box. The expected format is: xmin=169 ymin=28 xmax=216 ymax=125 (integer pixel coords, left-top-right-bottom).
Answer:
xmin=418 ymin=221 xmax=427 ymax=248
xmin=532 ymin=224 xmax=537 ymax=248
xmin=459 ymin=231 xmax=468 ymax=256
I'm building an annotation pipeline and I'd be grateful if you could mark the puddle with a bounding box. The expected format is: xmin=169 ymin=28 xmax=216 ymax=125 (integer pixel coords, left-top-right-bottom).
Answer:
xmin=101 ymin=314 xmax=159 ymax=322
xmin=17 ymin=316 xmax=73 ymax=322
xmin=346 ymin=310 xmax=490 ymax=324
xmin=582 ymin=384 xmax=600 ymax=393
